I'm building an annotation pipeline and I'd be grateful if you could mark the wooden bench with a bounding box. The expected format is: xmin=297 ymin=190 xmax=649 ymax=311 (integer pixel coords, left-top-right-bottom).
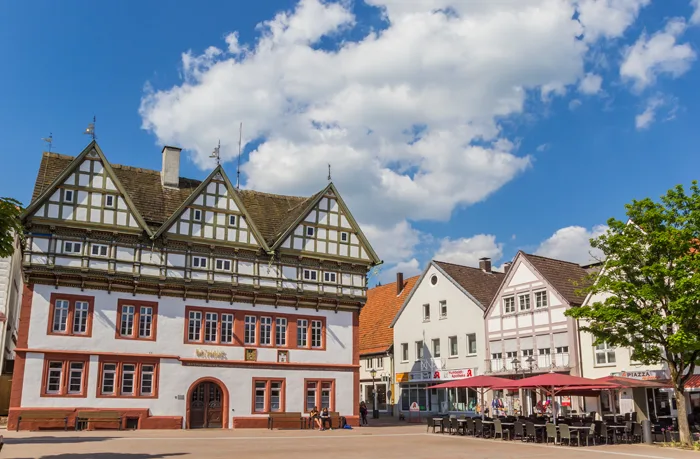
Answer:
xmin=268 ymin=412 xmax=303 ymax=430
xmin=16 ymin=411 xmax=69 ymax=431
xmin=310 ymin=412 xmax=344 ymax=429
xmin=75 ymin=411 xmax=122 ymax=431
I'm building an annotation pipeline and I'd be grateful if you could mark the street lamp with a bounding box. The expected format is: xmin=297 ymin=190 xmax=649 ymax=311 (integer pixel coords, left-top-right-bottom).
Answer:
xmin=525 ymin=355 xmax=535 ymax=373
xmin=370 ymin=368 xmax=379 ymax=419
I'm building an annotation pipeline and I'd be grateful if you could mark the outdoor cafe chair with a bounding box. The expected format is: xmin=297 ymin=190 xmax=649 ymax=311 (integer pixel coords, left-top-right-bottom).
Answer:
xmin=583 ymin=424 xmax=596 ymax=446
xmin=449 ymin=417 xmax=460 ymax=435
xmin=622 ymin=421 xmax=633 ymax=444
xmin=513 ymin=421 xmax=525 ymax=441
xmin=545 ymin=422 xmax=558 ymax=445
xmin=494 ymin=420 xmax=511 ymax=441
xmin=559 ymin=424 xmax=579 ymax=446
xmin=525 ymin=421 xmax=538 ymax=443
xmin=465 ymin=418 xmax=475 ymax=436
xmin=475 ymin=419 xmax=490 ymax=438
xmin=427 ymin=417 xmax=439 ymax=434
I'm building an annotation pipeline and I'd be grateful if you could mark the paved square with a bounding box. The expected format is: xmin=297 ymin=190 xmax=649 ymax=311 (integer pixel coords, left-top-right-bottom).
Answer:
xmin=3 ymin=425 xmax=696 ymax=459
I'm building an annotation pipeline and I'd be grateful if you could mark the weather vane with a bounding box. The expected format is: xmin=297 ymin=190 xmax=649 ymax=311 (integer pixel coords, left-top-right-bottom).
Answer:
xmin=328 ymin=164 xmax=332 ymax=182
xmin=210 ymin=140 xmax=221 ymax=166
xmin=42 ymin=133 xmax=53 ymax=152
xmin=84 ymin=116 xmax=96 ymax=140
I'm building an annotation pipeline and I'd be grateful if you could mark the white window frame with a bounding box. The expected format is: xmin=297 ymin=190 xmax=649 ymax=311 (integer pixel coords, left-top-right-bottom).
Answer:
xmin=204 ymin=312 xmax=218 ymax=343
xmin=64 ymin=189 xmax=74 ymax=202
xmin=105 ymin=194 xmax=115 ymax=208
xmin=188 ymin=310 xmax=202 ymax=342
xmin=46 ymin=361 xmax=63 ymax=394
xmin=466 ymin=333 xmax=477 ymax=356
xmin=192 ymin=256 xmax=208 ymax=269
xmin=193 ymin=209 xmax=202 ymax=221
xmin=415 ymin=340 xmax=424 ymax=360
xmin=244 ymin=315 xmax=257 ymax=345
xmin=121 ymin=364 xmax=136 ymax=396
xmin=311 ymin=320 xmax=323 ymax=348
xmin=67 ymin=361 xmax=84 ymax=394
xmin=448 ymin=336 xmax=458 ymax=358
xmin=340 ymin=232 xmax=348 ymax=242
xmin=401 ymin=343 xmax=409 ymax=362
xmin=534 ymin=290 xmax=548 ymax=308
xmin=215 ymin=259 xmax=232 ymax=271
xmin=303 ymin=269 xmax=317 ymax=281
xmin=72 ymin=301 xmax=89 ymax=335
xmin=422 ymin=304 xmax=430 ymax=321
xmin=375 ymin=357 xmax=384 ymax=370
xmin=53 ymin=299 xmax=69 ymax=333
xmin=432 ymin=338 xmax=441 ymax=358
xmin=518 ymin=294 xmax=531 ymax=311
xmin=221 ymin=313 xmax=234 ymax=344
xmin=323 ymin=272 xmax=337 ymax=283
xmin=275 ymin=317 xmax=287 ymax=346
xmin=305 ymin=226 xmax=315 ymax=237
xmin=63 ymin=241 xmax=82 ymax=254
xmin=259 ymin=316 xmax=272 ymax=346
xmin=503 ymin=296 xmax=515 ymax=314
xmin=297 ymin=319 xmax=308 ymax=347
xmin=91 ymin=243 xmax=109 ymax=257
xmin=366 ymin=358 xmax=374 ymax=370
xmin=139 ymin=306 xmax=153 ymax=338
xmin=140 ymin=364 xmax=155 ymax=396
xmin=228 ymin=215 xmax=237 ymax=227
xmin=594 ymin=341 xmax=616 ymax=366
xmin=101 ymin=363 xmax=117 ymax=395
xmin=439 ymin=300 xmax=447 ymax=318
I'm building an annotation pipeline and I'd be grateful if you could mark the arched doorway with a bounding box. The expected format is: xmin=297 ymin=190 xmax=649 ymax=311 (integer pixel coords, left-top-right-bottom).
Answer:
xmin=187 ymin=378 xmax=229 ymax=429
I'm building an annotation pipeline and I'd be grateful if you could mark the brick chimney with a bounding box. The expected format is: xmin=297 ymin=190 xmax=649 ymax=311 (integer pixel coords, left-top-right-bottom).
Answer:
xmin=161 ymin=146 xmax=182 ymax=188
xmin=479 ymin=257 xmax=492 ymax=273
xmin=396 ymin=272 xmax=404 ymax=295
xmin=503 ymin=261 xmax=512 ymax=274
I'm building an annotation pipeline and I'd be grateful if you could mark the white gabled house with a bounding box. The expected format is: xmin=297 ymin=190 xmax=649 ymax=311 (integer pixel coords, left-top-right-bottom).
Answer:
xmin=391 ymin=258 xmax=504 ymax=415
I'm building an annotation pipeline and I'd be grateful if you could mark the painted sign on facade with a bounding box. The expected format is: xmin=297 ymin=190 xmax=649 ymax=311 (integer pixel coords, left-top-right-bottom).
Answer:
xmin=612 ymin=370 xmax=668 ymax=380
xmin=402 ymin=368 xmax=477 ymax=383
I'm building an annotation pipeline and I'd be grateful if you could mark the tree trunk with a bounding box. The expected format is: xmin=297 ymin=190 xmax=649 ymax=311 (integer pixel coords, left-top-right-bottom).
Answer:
xmin=674 ymin=387 xmax=692 ymax=446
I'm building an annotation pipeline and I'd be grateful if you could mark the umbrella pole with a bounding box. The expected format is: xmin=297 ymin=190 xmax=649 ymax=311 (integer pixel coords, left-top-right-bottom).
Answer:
xmin=552 ymin=387 xmax=557 ymax=426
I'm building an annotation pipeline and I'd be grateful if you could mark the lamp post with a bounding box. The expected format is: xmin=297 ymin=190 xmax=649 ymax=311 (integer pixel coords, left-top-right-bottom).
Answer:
xmin=370 ymin=368 xmax=379 ymax=419
xmin=525 ymin=355 xmax=535 ymax=374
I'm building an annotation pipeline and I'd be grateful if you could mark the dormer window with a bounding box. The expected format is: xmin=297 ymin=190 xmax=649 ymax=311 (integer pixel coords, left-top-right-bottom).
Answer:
xmin=105 ymin=195 xmax=115 ymax=208
xmin=64 ymin=190 xmax=74 ymax=202
xmin=305 ymin=226 xmax=315 ymax=237
xmin=228 ymin=215 xmax=237 ymax=227
xmin=193 ymin=209 xmax=202 ymax=222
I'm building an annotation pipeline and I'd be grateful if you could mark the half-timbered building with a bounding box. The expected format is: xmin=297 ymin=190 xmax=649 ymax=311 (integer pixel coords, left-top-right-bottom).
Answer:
xmin=10 ymin=141 xmax=379 ymax=430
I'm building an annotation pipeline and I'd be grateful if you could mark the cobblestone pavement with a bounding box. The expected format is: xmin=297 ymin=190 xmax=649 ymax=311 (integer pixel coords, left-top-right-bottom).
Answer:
xmin=2 ymin=424 xmax=697 ymax=459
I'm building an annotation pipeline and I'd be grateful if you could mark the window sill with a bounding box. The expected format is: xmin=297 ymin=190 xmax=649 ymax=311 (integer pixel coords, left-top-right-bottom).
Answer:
xmin=593 ymin=363 xmax=617 ymax=368
xmin=422 ymin=319 xmax=430 ymax=323
xmin=448 ymin=355 xmax=458 ymax=359
xmin=465 ymin=353 xmax=478 ymax=358
xmin=41 ymin=393 xmax=88 ymax=398
xmin=439 ymin=316 xmax=448 ymax=320
xmin=96 ymin=394 xmax=159 ymax=399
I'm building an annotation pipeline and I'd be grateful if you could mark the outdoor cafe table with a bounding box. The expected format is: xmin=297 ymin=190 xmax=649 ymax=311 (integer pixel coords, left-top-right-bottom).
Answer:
xmin=433 ymin=417 xmax=446 ymax=433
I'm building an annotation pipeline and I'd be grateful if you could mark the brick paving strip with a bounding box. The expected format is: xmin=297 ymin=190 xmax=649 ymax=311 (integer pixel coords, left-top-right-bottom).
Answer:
xmin=2 ymin=425 xmax=697 ymax=459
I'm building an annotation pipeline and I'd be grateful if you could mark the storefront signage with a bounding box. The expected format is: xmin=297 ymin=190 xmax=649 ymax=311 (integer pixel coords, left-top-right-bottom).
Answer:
xmin=396 ymin=372 xmax=410 ymax=383
xmin=195 ymin=349 xmax=227 ymax=360
xmin=403 ymin=368 xmax=476 ymax=383
xmin=612 ymin=370 xmax=668 ymax=380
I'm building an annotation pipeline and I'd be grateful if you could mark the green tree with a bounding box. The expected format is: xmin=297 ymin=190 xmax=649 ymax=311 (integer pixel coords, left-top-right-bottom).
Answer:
xmin=0 ymin=197 xmax=23 ymax=258
xmin=567 ymin=182 xmax=700 ymax=445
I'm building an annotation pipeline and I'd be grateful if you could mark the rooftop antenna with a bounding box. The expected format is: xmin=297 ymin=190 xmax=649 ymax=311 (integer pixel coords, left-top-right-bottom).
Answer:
xmin=209 ymin=140 xmax=221 ymax=166
xmin=42 ymin=133 xmax=53 ymax=152
xmin=328 ymin=163 xmax=332 ymax=182
xmin=84 ymin=116 xmax=96 ymax=140
xmin=236 ymin=122 xmax=242 ymax=189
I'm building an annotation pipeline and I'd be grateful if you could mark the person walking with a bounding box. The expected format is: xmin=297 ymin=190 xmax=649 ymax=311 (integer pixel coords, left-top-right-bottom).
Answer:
xmin=360 ymin=401 xmax=369 ymax=426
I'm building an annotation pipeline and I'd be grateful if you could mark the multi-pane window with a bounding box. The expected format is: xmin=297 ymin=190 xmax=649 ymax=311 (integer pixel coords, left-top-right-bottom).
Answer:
xmin=432 ymin=338 xmax=441 ymax=358
xmin=245 ymin=315 xmax=257 ymax=345
xmin=297 ymin=319 xmax=308 ymax=347
xmin=401 ymin=343 xmax=409 ymax=362
xmin=186 ymin=308 xmax=234 ymax=345
xmin=253 ymin=379 xmax=285 ymax=413
xmin=193 ymin=209 xmax=202 ymax=221
xmin=43 ymin=359 xmax=88 ymax=397
xmin=466 ymin=333 xmax=477 ymax=355
xmin=260 ymin=316 xmax=272 ymax=346
xmin=303 ymin=269 xmax=317 ymax=281
xmin=68 ymin=362 xmax=84 ymax=394
xmin=416 ymin=340 xmax=424 ymax=360
xmin=63 ymin=241 xmax=82 ymax=254
xmin=305 ymin=379 xmax=335 ymax=411
xmin=422 ymin=304 xmax=430 ymax=321
xmin=366 ymin=358 xmax=374 ymax=370
xmin=340 ymin=232 xmax=348 ymax=242
xmin=228 ymin=215 xmax=237 ymax=226
xmin=99 ymin=361 xmax=158 ymax=397
xmin=192 ymin=256 xmax=207 ymax=268
xmin=275 ymin=318 xmax=287 ymax=346
xmin=534 ymin=291 xmax=548 ymax=308
xmin=519 ymin=294 xmax=531 ymax=311
xmin=311 ymin=320 xmax=323 ymax=348
xmin=440 ymin=301 xmax=447 ymax=318
xmin=215 ymin=259 xmax=232 ymax=271
xmin=49 ymin=295 xmax=92 ymax=337
xmin=522 ymin=349 xmax=534 ymax=357
xmin=504 ymin=296 xmax=515 ymax=313
xmin=46 ymin=361 xmax=63 ymax=394
xmin=91 ymin=244 xmax=108 ymax=257
xmin=118 ymin=301 xmax=157 ymax=340
xmin=449 ymin=336 xmax=458 ymax=357
xmin=323 ymin=272 xmax=337 ymax=283
xmin=105 ymin=194 xmax=115 ymax=208
xmin=595 ymin=341 xmax=616 ymax=365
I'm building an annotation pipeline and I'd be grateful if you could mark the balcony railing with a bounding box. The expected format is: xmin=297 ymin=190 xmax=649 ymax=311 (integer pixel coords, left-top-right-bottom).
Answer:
xmin=490 ymin=359 xmax=504 ymax=372
xmin=554 ymin=352 xmax=570 ymax=368
xmin=538 ymin=354 xmax=552 ymax=369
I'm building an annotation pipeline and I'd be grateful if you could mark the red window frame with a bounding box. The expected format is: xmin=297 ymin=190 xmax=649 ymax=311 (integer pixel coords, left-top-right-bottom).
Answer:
xmin=40 ymin=354 xmax=90 ymax=398
xmin=251 ymin=378 xmax=286 ymax=414
xmin=47 ymin=293 xmax=94 ymax=337
xmin=115 ymin=299 xmax=158 ymax=341
xmin=303 ymin=379 xmax=335 ymax=413
xmin=96 ymin=357 xmax=159 ymax=399
xmin=184 ymin=306 xmax=239 ymax=346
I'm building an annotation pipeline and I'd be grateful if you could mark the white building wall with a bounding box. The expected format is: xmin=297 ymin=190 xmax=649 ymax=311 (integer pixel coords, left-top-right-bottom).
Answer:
xmin=0 ymin=236 xmax=24 ymax=366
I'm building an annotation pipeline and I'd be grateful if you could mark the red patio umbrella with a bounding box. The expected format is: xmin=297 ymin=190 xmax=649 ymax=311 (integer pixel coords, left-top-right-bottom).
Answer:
xmin=428 ymin=375 xmax=513 ymax=419
xmin=593 ymin=375 xmax=670 ymax=389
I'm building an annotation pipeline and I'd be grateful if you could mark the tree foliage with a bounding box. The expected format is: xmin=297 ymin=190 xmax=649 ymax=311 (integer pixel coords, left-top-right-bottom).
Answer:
xmin=0 ymin=197 xmax=23 ymax=258
xmin=567 ymin=182 xmax=700 ymax=445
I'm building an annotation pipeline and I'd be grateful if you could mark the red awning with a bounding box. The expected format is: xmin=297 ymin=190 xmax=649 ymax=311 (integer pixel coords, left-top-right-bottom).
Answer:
xmin=593 ymin=376 xmax=670 ymax=389
xmin=427 ymin=375 xmax=513 ymax=390
xmin=685 ymin=375 xmax=700 ymax=389
xmin=494 ymin=373 xmax=617 ymax=392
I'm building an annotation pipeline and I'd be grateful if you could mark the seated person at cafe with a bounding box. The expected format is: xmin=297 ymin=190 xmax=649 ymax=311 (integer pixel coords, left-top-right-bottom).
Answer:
xmin=310 ymin=406 xmax=323 ymax=430
xmin=320 ymin=407 xmax=333 ymax=430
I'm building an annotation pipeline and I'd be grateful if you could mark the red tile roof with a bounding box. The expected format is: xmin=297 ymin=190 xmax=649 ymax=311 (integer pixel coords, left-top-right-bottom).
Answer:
xmin=359 ymin=276 xmax=419 ymax=356
xmin=685 ymin=374 xmax=700 ymax=389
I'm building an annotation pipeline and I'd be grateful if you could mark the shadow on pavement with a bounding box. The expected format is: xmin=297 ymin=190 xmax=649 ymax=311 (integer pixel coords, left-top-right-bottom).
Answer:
xmin=17 ymin=454 xmax=187 ymax=459
xmin=5 ymin=436 xmax=116 ymax=445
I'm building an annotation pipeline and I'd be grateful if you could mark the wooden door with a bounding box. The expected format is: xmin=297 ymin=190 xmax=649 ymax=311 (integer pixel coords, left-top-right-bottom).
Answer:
xmin=190 ymin=382 xmax=223 ymax=428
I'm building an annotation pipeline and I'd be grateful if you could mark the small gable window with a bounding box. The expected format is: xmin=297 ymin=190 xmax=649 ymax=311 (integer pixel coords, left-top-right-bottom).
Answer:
xmin=228 ymin=215 xmax=237 ymax=227
xmin=192 ymin=256 xmax=207 ymax=269
xmin=63 ymin=241 xmax=82 ymax=254
xmin=305 ymin=226 xmax=315 ymax=237
xmin=340 ymin=232 xmax=348 ymax=242
xmin=303 ymin=269 xmax=317 ymax=281
xmin=215 ymin=259 xmax=232 ymax=271
xmin=91 ymin=244 xmax=108 ymax=257
xmin=105 ymin=195 xmax=115 ymax=208
xmin=323 ymin=272 xmax=337 ymax=283
xmin=193 ymin=209 xmax=202 ymax=222
xmin=64 ymin=190 xmax=74 ymax=202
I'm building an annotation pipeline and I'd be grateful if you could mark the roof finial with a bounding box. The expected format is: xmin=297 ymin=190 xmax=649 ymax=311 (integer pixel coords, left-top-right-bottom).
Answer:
xmin=84 ymin=116 xmax=96 ymax=140
xmin=42 ymin=133 xmax=53 ymax=152
xmin=328 ymin=163 xmax=332 ymax=182
xmin=236 ymin=122 xmax=243 ymax=189
xmin=210 ymin=140 xmax=221 ymax=166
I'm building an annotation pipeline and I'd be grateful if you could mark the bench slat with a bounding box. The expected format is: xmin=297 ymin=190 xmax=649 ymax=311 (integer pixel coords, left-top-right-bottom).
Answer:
xmin=19 ymin=412 xmax=69 ymax=419
xmin=75 ymin=411 xmax=121 ymax=419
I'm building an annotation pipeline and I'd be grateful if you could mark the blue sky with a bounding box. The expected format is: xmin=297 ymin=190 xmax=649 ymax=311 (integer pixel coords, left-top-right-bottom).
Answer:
xmin=2 ymin=0 xmax=700 ymax=283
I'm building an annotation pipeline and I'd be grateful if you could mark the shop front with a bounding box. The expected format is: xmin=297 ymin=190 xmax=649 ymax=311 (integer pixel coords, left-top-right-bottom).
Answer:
xmin=397 ymin=368 xmax=479 ymax=414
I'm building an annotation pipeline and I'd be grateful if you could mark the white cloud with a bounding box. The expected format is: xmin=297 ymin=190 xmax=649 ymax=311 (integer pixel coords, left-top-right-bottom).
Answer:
xmin=620 ymin=18 xmax=696 ymax=91
xmin=139 ymin=0 xmax=655 ymax=265
xmin=691 ymin=0 xmax=700 ymax=25
xmin=377 ymin=258 xmax=422 ymax=285
xmin=569 ymin=99 xmax=583 ymax=110
xmin=433 ymin=234 xmax=503 ymax=267
xmin=578 ymin=72 xmax=603 ymax=94
xmin=535 ymin=225 xmax=607 ymax=264
xmin=362 ymin=220 xmax=422 ymax=264
xmin=536 ymin=143 xmax=550 ymax=152
xmin=634 ymin=95 xmax=678 ymax=130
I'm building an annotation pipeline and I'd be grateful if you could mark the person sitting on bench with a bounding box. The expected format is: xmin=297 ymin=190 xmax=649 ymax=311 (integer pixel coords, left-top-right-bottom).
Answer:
xmin=310 ymin=406 xmax=323 ymax=430
xmin=320 ymin=407 xmax=333 ymax=431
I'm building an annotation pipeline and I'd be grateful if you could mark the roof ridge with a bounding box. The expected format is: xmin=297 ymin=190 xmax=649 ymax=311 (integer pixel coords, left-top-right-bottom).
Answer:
xmin=238 ymin=188 xmax=309 ymax=201
xmin=434 ymin=259 xmax=505 ymax=274
xmin=43 ymin=152 xmax=75 ymax=160
xmin=521 ymin=251 xmax=585 ymax=267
